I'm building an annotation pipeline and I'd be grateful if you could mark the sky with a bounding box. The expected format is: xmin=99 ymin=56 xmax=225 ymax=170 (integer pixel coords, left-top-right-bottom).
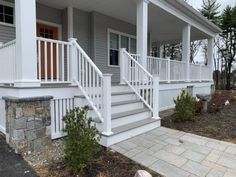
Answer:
xmin=188 ymin=0 xmax=236 ymax=12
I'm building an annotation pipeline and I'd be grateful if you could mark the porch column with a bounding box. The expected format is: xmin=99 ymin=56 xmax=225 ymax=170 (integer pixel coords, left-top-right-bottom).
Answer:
xmin=137 ymin=0 xmax=149 ymax=69
xmin=208 ymin=37 xmax=214 ymax=81
xmin=15 ymin=0 xmax=40 ymax=87
xmin=67 ymin=6 xmax=74 ymax=39
xmin=182 ymin=24 xmax=191 ymax=82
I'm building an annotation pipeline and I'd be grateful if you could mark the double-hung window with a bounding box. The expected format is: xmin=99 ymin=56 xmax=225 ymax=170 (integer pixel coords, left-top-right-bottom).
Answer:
xmin=0 ymin=2 xmax=14 ymax=26
xmin=108 ymin=30 xmax=136 ymax=66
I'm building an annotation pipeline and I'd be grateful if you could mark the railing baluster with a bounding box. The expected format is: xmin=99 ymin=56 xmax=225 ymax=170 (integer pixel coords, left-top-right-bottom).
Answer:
xmin=56 ymin=43 xmax=59 ymax=82
xmin=61 ymin=44 xmax=65 ymax=82
xmin=44 ymin=41 xmax=48 ymax=82
xmin=38 ymin=40 xmax=41 ymax=81
xmin=50 ymin=42 xmax=53 ymax=82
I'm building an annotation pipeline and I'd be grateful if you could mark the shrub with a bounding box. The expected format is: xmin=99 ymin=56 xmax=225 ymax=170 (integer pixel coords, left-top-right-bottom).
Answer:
xmin=174 ymin=90 xmax=195 ymax=122
xmin=63 ymin=106 xmax=101 ymax=172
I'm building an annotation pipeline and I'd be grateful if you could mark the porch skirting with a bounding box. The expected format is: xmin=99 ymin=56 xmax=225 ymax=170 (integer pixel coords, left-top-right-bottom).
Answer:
xmin=3 ymin=96 xmax=53 ymax=154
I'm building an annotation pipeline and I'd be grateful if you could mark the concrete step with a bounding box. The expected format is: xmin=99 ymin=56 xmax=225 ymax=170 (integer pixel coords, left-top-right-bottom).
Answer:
xmin=100 ymin=118 xmax=161 ymax=147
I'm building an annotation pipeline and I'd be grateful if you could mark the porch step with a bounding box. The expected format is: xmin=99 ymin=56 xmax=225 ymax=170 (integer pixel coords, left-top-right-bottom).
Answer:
xmin=112 ymin=108 xmax=149 ymax=120
xmin=100 ymin=118 xmax=161 ymax=146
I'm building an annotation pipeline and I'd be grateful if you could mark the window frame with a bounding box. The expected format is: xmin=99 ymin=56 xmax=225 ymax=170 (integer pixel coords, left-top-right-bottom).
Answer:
xmin=0 ymin=1 xmax=15 ymax=27
xmin=107 ymin=28 xmax=136 ymax=67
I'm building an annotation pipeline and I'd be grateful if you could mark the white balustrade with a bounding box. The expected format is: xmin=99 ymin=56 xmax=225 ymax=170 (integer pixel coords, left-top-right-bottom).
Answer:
xmin=170 ymin=60 xmax=186 ymax=81
xmin=37 ymin=37 xmax=71 ymax=83
xmin=120 ymin=49 xmax=156 ymax=112
xmin=0 ymin=40 xmax=16 ymax=84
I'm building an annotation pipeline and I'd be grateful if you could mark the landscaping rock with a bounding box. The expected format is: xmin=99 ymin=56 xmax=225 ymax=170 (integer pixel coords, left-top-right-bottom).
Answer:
xmin=134 ymin=170 xmax=152 ymax=177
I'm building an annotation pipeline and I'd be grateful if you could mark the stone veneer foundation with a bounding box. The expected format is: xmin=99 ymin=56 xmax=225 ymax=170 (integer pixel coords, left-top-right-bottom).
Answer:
xmin=3 ymin=96 xmax=53 ymax=154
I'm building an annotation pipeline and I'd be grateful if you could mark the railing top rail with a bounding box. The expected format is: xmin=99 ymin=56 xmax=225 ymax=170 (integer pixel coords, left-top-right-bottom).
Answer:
xmin=36 ymin=37 xmax=71 ymax=45
xmin=0 ymin=40 xmax=16 ymax=50
xmin=147 ymin=56 xmax=168 ymax=62
xmin=170 ymin=59 xmax=186 ymax=64
xmin=72 ymin=40 xmax=103 ymax=77
xmin=125 ymin=50 xmax=153 ymax=78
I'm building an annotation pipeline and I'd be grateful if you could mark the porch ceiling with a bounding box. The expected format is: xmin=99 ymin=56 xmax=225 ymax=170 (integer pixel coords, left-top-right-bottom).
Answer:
xmin=37 ymin=0 xmax=211 ymax=43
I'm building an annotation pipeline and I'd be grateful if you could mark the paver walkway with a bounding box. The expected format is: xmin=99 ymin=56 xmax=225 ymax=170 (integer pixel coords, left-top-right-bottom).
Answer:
xmin=111 ymin=127 xmax=236 ymax=177
xmin=0 ymin=135 xmax=38 ymax=177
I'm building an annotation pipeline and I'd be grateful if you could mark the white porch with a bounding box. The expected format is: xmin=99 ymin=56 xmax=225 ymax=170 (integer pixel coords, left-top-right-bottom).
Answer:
xmin=0 ymin=0 xmax=220 ymax=146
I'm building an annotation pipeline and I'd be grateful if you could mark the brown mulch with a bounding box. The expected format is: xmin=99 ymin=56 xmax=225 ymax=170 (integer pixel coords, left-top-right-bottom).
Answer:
xmin=162 ymin=90 xmax=236 ymax=144
xmin=34 ymin=147 xmax=162 ymax=177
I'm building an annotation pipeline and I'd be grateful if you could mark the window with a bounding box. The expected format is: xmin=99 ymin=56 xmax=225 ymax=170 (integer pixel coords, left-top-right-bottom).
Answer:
xmin=0 ymin=3 xmax=14 ymax=25
xmin=108 ymin=30 xmax=136 ymax=66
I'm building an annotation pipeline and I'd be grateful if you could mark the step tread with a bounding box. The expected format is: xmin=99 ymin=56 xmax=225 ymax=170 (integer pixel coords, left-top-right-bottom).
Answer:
xmin=107 ymin=118 xmax=158 ymax=136
xmin=111 ymin=100 xmax=141 ymax=106
xmin=74 ymin=91 xmax=135 ymax=99
xmin=112 ymin=108 xmax=149 ymax=120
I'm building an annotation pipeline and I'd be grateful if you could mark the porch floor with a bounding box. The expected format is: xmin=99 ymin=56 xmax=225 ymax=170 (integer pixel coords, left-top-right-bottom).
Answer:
xmin=111 ymin=127 xmax=236 ymax=177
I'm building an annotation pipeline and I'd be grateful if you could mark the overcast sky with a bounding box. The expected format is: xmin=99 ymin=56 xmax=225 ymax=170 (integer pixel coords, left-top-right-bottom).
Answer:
xmin=188 ymin=0 xmax=236 ymax=12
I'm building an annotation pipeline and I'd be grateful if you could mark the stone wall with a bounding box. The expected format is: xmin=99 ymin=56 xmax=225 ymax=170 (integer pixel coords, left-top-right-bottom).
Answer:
xmin=3 ymin=96 xmax=53 ymax=154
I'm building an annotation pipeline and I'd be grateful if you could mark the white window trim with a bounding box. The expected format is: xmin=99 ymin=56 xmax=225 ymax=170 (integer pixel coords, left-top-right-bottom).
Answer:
xmin=0 ymin=1 xmax=15 ymax=27
xmin=107 ymin=28 xmax=136 ymax=68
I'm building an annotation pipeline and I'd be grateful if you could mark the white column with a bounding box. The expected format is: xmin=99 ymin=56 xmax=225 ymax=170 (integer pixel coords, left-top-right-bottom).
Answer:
xmin=68 ymin=6 xmax=74 ymax=39
xmin=182 ymin=24 xmax=191 ymax=82
xmin=69 ymin=38 xmax=78 ymax=83
xmin=137 ymin=0 xmax=149 ymax=69
xmin=102 ymin=74 xmax=113 ymax=136
xmin=15 ymin=0 xmax=40 ymax=87
xmin=159 ymin=45 xmax=164 ymax=58
xmin=208 ymin=37 xmax=214 ymax=81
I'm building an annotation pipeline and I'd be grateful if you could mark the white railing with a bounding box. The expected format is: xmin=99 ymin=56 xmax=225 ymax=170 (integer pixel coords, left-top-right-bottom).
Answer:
xmin=120 ymin=49 xmax=159 ymax=119
xmin=147 ymin=56 xmax=212 ymax=82
xmin=71 ymin=39 xmax=110 ymax=126
xmin=147 ymin=56 xmax=169 ymax=81
xmin=170 ymin=60 xmax=186 ymax=81
xmin=37 ymin=37 xmax=71 ymax=83
xmin=0 ymin=40 xmax=16 ymax=83
xmin=51 ymin=98 xmax=75 ymax=139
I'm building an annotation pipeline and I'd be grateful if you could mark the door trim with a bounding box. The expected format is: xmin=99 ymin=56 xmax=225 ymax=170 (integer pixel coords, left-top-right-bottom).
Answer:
xmin=36 ymin=19 xmax=62 ymax=40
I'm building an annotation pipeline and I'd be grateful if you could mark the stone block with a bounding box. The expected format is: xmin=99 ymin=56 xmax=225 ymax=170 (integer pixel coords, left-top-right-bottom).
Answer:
xmin=46 ymin=126 xmax=51 ymax=136
xmin=15 ymin=108 xmax=23 ymax=119
xmin=25 ymin=130 xmax=37 ymax=141
xmin=182 ymin=160 xmax=211 ymax=177
xmin=35 ymin=127 xmax=46 ymax=138
xmin=14 ymin=117 xmax=27 ymax=130
xmin=182 ymin=150 xmax=205 ymax=162
xmin=23 ymin=106 xmax=35 ymax=117
xmin=27 ymin=121 xmax=35 ymax=130
xmin=12 ymin=130 xmax=25 ymax=140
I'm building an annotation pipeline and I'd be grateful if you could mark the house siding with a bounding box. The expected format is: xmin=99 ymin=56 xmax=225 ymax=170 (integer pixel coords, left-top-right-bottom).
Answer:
xmin=92 ymin=12 xmax=136 ymax=83
xmin=0 ymin=25 xmax=15 ymax=43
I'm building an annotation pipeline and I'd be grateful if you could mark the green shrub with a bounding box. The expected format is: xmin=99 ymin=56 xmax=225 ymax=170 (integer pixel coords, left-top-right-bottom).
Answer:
xmin=63 ymin=106 xmax=101 ymax=172
xmin=174 ymin=90 xmax=195 ymax=122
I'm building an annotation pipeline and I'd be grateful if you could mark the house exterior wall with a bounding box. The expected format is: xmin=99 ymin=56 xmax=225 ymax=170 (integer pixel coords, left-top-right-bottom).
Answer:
xmin=91 ymin=12 xmax=136 ymax=83
xmin=0 ymin=25 xmax=15 ymax=43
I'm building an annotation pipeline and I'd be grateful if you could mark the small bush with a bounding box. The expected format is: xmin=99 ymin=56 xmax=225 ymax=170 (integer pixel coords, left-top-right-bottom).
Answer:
xmin=63 ymin=106 xmax=101 ymax=172
xmin=174 ymin=90 xmax=195 ymax=122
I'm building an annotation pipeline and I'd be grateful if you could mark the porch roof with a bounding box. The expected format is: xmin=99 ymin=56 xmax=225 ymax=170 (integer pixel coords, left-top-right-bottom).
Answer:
xmin=37 ymin=0 xmax=221 ymax=43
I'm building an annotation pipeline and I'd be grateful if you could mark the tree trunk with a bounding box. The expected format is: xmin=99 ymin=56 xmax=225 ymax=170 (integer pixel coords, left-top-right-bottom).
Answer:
xmin=226 ymin=73 xmax=231 ymax=90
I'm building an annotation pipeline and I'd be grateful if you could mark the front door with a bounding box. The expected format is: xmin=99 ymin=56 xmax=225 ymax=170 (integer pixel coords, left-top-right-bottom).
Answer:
xmin=37 ymin=23 xmax=58 ymax=80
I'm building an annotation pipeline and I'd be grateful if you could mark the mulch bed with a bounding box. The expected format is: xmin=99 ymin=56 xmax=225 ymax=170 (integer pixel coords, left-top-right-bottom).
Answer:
xmin=162 ymin=90 xmax=236 ymax=143
xmin=34 ymin=147 xmax=162 ymax=177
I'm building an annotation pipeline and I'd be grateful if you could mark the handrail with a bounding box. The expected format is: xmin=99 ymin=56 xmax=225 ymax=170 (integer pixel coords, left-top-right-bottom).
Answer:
xmin=71 ymin=40 xmax=104 ymax=123
xmin=122 ymin=49 xmax=154 ymax=112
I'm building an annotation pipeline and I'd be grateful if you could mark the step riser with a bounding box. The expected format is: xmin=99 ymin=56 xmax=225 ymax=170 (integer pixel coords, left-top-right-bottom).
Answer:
xmin=100 ymin=120 xmax=161 ymax=147
xmin=111 ymin=85 xmax=131 ymax=93
xmin=111 ymin=102 xmax=144 ymax=114
xmin=111 ymin=111 xmax=152 ymax=128
xmin=112 ymin=94 xmax=137 ymax=103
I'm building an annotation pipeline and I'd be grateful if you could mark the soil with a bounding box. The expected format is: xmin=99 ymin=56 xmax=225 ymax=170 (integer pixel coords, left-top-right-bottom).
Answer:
xmin=23 ymin=140 xmax=162 ymax=177
xmin=162 ymin=90 xmax=236 ymax=143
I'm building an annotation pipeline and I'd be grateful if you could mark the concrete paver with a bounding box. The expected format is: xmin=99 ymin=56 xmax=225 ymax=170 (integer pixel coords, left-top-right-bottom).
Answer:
xmin=111 ymin=127 xmax=236 ymax=177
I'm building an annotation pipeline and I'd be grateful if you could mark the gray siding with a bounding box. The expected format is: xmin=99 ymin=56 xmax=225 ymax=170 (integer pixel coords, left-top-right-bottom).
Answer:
xmin=92 ymin=12 xmax=136 ymax=83
xmin=0 ymin=25 xmax=15 ymax=43
xmin=0 ymin=3 xmax=67 ymax=43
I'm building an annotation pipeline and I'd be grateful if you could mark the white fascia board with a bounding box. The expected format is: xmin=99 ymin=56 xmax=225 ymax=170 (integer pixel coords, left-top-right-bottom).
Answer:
xmin=150 ymin=0 xmax=217 ymax=37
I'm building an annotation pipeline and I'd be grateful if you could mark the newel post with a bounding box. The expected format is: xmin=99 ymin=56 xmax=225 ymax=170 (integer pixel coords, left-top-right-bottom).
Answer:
xmin=167 ymin=58 xmax=171 ymax=83
xmin=153 ymin=74 xmax=160 ymax=120
xmin=119 ymin=48 xmax=126 ymax=85
xmin=68 ymin=38 xmax=78 ymax=83
xmin=102 ymin=74 xmax=113 ymax=136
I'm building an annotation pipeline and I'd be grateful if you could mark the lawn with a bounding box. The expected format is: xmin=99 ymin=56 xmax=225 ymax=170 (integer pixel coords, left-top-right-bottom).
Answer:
xmin=162 ymin=90 xmax=236 ymax=143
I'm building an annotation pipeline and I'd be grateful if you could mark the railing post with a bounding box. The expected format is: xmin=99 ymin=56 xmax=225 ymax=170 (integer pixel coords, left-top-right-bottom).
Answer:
xmin=167 ymin=59 xmax=171 ymax=83
xmin=153 ymin=74 xmax=160 ymax=120
xmin=119 ymin=48 xmax=126 ymax=85
xmin=199 ymin=65 xmax=202 ymax=82
xmin=102 ymin=74 xmax=113 ymax=136
xmin=68 ymin=38 xmax=78 ymax=83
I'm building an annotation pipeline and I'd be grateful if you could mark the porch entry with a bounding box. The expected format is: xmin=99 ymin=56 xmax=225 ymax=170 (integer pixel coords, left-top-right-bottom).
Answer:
xmin=37 ymin=23 xmax=58 ymax=80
